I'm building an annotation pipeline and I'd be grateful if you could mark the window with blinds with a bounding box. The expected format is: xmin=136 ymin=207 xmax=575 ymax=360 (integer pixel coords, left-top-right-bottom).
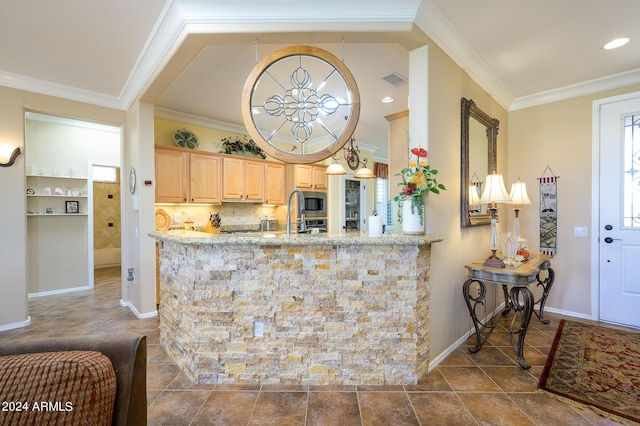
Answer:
xmin=375 ymin=177 xmax=393 ymax=228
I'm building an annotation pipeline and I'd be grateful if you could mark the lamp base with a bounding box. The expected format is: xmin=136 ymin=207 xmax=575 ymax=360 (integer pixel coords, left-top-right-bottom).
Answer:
xmin=483 ymin=250 xmax=505 ymax=268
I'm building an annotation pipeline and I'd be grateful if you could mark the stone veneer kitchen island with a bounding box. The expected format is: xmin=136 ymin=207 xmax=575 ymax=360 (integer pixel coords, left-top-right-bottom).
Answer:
xmin=151 ymin=230 xmax=442 ymax=386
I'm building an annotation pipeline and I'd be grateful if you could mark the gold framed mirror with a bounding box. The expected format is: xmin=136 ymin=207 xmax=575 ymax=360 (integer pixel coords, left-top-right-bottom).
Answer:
xmin=242 ymin=45 xmax=360 ymax=164
xmin=460 ymin=97 xmax=499 ymax=227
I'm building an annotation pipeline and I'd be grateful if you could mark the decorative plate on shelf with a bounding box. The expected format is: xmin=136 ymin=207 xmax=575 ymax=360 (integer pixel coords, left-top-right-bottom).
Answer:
xmin=173 ymin=128 xmax=198 ymax=149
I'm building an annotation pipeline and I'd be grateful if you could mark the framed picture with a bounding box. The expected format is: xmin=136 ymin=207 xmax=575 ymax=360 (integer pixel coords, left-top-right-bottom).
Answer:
xmin=65 ymin=200 xmax=79 ymax=214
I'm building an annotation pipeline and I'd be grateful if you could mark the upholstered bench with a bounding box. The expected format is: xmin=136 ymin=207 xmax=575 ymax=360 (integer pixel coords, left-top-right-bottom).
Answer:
xmin=0 ymin=334 xmax=146 ymax=426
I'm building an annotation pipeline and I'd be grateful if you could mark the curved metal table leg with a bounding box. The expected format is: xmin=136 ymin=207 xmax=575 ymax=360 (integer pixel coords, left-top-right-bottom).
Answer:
xmin=534 ymin=267 xmax=555 ymax=324
xmin=501 ymin=284 xmax=512 ymax=316
xmin=462 ymin=278 xmax=495 ymax=353
xmin=509 ymin=286 xmax=534 ymax=369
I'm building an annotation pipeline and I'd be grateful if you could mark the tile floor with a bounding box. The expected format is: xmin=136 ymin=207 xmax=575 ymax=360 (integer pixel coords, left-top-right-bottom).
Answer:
xmin=0 ymin=266 xmax=625 ymax=425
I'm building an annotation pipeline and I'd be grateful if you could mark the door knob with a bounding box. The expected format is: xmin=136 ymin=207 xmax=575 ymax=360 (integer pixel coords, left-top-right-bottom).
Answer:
xmin=604 ymin=237 xmax=622 ymax=243
xmin=604 ymin=224 xmax=613 ymax=230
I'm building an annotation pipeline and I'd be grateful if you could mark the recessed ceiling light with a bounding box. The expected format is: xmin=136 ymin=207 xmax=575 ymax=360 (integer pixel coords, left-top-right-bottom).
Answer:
xmin=603 ymin=37 xmax=630 ymax=50
xmin=381 ymin=96 xmax=395 ymax=103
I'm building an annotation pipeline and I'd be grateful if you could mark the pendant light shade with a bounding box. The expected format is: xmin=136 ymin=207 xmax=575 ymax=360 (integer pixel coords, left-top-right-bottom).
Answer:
xmin=354 ymin=166 xmax=375 ymax=179
xmin=325 ymin=159 xmax=347 ymax=175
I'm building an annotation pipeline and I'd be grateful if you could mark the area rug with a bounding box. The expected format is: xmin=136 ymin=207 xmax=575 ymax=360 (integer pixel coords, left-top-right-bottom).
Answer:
xmin=538 ymin=319 xmax=640 ymax=425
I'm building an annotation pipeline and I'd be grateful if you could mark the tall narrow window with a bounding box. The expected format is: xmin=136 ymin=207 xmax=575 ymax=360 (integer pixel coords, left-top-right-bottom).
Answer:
xmin=623 ymin=114 xmax=640 ymax=227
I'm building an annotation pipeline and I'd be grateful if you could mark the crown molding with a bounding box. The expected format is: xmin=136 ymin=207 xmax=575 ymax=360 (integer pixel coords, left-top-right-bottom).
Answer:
xmin=0 ymin=70 xmax=124 ymax=110
xmin=510 ymin=68 xmax=640 ymax=111
xmin=155 ymin=107 xmax=247 ymax=134
xmin=414 ymin=0 xmax=514 ymax=110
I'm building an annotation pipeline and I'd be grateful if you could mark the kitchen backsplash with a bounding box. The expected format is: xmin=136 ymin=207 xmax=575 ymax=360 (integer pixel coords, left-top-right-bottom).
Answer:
xmin=155 ymin=203 xmax=283 ymax=231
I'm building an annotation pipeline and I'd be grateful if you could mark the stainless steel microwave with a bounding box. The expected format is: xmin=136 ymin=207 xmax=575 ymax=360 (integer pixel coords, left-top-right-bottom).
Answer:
xmin=300 ymin=191 xmax=327 ymax=217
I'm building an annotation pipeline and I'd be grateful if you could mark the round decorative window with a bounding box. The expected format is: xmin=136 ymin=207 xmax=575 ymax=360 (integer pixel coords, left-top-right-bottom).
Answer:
xmin=242 ymin=45 xmax=360 ymax=164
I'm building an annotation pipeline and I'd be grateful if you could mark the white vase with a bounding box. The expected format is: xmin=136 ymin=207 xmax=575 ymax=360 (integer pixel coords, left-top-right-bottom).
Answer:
xmin=402 ymin=197 xmax=424 ymax=235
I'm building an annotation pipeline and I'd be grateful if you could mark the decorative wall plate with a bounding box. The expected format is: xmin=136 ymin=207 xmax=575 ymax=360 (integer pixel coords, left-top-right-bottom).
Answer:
xmin=173 ymin=128 xmax=199 ymax=149
xmin=155 ymin=209 xmax=171 ymax=232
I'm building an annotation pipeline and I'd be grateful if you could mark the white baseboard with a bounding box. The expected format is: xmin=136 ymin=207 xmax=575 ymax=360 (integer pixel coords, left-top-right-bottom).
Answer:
xmin=120 ymin=299 xmax=158 ymax=319
xmin=429 ymin=303 xmax=506 ymax=371
xmin=0 ymin=316 xmax=31 ymax=332
xmin=28 ymin=285 xmax=92 ymax=298
xmin=428 ymin=304 xmax=591 ymax=371
xmin=541 ymin=306 xmax=591 ymax=320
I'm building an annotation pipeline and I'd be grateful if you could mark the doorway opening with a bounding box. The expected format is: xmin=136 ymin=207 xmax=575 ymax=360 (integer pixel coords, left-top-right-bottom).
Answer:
xmin=592 ymin=92 xmax=640 ymax=328
xmin=25 ymin=112 xmax=121 ymax=297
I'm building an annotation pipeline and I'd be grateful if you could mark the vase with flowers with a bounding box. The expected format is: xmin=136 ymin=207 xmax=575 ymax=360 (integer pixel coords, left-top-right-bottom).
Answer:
xmin=393 ymin=147 xmax=446 ymax=235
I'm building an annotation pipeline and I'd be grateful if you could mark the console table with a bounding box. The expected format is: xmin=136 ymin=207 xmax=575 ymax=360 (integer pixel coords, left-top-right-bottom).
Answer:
xmin=462 ymin=254 xmax=555 ymax=368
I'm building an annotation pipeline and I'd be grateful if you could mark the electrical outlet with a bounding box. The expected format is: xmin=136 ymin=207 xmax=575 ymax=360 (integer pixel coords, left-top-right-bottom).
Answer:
xmin=127 ymin=267 xmax=134 ymax=282
xmin=253 ymin=321 xmax=264 ymax=337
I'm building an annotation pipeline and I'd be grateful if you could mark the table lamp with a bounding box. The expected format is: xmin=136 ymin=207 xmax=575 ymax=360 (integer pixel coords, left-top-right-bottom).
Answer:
xmin=479 ymin=173 xmax=511 ymax=268
xmin=468 ymin=184 xmax=481 ymax=213
xmin=508 ymin=178 xmax=531 ymax=240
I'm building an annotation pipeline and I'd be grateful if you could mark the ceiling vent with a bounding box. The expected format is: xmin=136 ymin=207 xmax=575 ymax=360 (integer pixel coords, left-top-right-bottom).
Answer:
xmin=381 ymin=72 xmax=408 ymax=87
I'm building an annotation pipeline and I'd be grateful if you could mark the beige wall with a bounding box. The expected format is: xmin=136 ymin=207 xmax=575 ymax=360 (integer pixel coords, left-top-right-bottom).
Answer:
xmin=509 ymin=83 xmax=640 ymax=318
xmin=419 ymin=42 xmax=510 ymax=362
xmin=0 ymin=85 xmax=125 ymax=330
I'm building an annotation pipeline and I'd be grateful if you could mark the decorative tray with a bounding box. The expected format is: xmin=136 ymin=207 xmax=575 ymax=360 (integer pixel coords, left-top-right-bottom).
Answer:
xmin=155 ymin=209 xmax=171 ymax=232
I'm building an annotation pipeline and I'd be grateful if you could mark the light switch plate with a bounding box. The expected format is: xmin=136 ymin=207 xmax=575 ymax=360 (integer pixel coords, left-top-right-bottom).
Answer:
xmin=574 ymin=227 xmax=588 ymax=238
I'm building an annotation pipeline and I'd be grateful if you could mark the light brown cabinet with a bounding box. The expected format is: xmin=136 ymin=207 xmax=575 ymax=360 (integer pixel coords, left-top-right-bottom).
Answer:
xmin=264 ymin=163 xmax=286 ymax=205
xmin=189 ymin=152 xmax=222 ymax=203
xmin=155 ymin=147 xmax=221 ymax=204
xmin=287 ymin=164 xmax=327 ymax=190
xmin=222 ymin=157 xmax=265 ymax=201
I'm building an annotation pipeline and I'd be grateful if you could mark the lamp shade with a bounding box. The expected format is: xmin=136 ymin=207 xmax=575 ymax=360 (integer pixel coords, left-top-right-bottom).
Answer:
xmin=479 ymin=173 xmax=511 ymax=203
xmin=325 ymin=160 xmax=346 ymax=175
xmin=469 ymin=184 xmax=481 ymax=206
xmin=354 ymin=166 xmax=375 ymax=179
xmin=509 ymin=180 xmax=531 ymax=206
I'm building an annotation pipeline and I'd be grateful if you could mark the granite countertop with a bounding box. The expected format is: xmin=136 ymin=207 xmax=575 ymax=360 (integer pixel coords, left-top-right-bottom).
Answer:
xmin=150 ymin=230 xmax=443 ymax=246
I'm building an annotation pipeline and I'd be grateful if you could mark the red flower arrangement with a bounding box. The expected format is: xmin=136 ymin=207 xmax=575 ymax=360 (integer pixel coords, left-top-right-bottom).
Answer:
xmin=393 ymin=147 xmax=446 ymax=218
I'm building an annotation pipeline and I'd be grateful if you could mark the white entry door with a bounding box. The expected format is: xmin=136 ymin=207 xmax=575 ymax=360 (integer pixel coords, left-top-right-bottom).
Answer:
xmin=599 ymin=95 xmax=640 ymax=328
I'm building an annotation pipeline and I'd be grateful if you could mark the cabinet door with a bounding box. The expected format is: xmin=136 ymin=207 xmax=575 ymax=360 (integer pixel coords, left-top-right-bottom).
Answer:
xmin=265 ymin=163 xmax=285 ymax=205
xmin=156 ymin=149 xmax=188 ymax=203
xmin=222 ymin=157 xmax=244 ymax=200
xmin=190 ymin=153 xmax=222 ymax=204
xmin=294 ymin=164 xmax=313 ymax=189
xmin=244 ymin=160 xmax=265 ymax=201
xmin=312 ymin=165 xmax=328 ymax=190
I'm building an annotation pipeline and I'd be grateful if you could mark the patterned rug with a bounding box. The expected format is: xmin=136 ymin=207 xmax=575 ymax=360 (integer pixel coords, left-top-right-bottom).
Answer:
xmin=538 ymin=320 xmax=640 ymax=425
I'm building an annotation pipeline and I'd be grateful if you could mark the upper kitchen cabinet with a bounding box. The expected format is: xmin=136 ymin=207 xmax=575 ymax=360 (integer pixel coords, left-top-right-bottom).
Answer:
xmin=287 ymin=164 xmax=327 ymax=190
xmin=189 ymin=152 xmax=222 ymax=204
xmin=155 ymin=146 xmax=221 ymax=204
xmin=222 ymin=157 xmax=264 ymax=202
xmin=155 ymin=148 xmax=188 ymax=203
xmin=264 ymin=162 xmax=286 ymax=205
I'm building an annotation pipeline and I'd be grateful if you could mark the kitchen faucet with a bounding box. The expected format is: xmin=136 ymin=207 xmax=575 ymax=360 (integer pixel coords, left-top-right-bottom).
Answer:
xmin=286 ymin=189 xmax=307 ymax=236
